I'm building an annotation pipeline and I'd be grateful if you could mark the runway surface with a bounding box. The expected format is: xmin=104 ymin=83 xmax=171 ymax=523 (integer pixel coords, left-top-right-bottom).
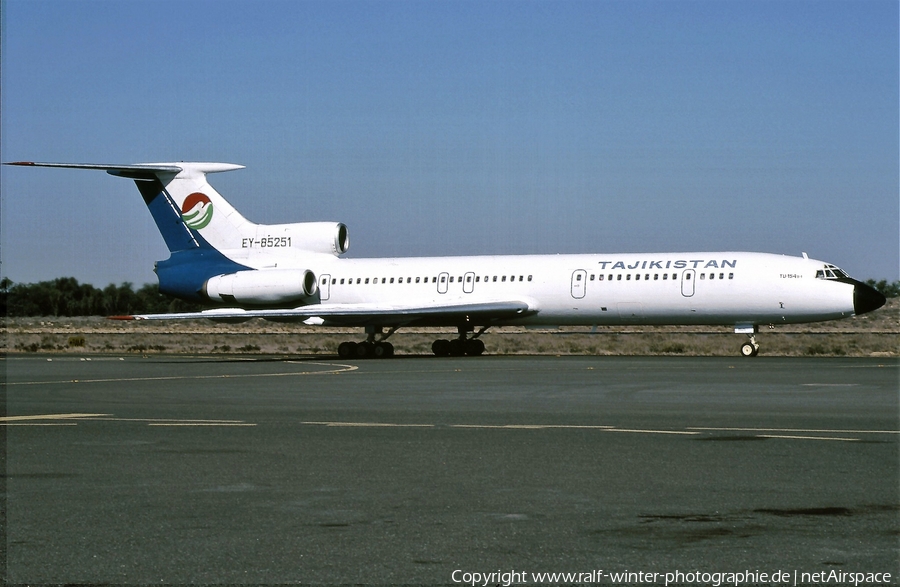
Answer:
xmin=3 ymin=354 xmax=898 ymax=584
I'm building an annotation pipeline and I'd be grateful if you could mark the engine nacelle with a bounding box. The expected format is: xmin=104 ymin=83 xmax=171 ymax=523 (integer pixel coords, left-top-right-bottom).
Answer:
xmin=204 ymin=269 xmax=317 ymax=305
xmin=258 ymin=222 xmax=349 ymax=256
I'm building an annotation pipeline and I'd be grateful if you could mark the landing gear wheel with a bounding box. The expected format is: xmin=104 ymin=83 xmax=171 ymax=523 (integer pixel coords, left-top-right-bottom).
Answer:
xmin=740 ymin=342 xmax=759 ymax=357
xmin=356 ymin=341 xmax=375 ymax=358
xmin=338 ymin=341 xmax=357 ymax=359
xmin=448 ymin=339 xmax=466 ymax=356
xmin=432 ymin=339 xmax=451 ymax=357
xmin=465 ymin=339 xmax=485 ymax=356
xmin=373 ymin=342 xmax=394 ymax=358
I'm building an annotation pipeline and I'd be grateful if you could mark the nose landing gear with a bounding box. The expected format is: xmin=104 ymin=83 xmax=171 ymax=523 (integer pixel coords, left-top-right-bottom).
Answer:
xmin=740 ymin=335 xmax=760 ymax=357
xmin=735 ymin=325 xmax=760 ymax=357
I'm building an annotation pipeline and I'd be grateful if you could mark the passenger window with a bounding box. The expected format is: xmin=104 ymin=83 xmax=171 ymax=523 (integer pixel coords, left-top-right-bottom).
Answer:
xmin=663 ymin=274 xmax=668 ymax=280
xmin=729 ymin=273 xmax=734 ymax=279
xmin=476 ymin=276 xmax=480 ymax=282
xmin=466 ymin=275 xmax=472 ymax=283
xmin=576 ymin=274 xmax=582 ymax=281
xmin=645 ymin=274 xmax=649 ymax=280
xmin=340 ymin=278 xmax=345 ymax=284
xmin=365 ymin=278 xmax=370 ymax=284
xmin=598 ymin=275 xmax=604 ymax=281
xmin=627 ymin=274 xmax=631 ymax=280
xmin=686 ymin=274 xmax=692 ymax=280
xmin=382 ymin=278 xmax=386 ymax=284
xmin=450 ymin=276 xmax=454 ymax=283
xmin=617 ymin=274 xmax=622 ymax=281
xmin=654 ymin=274 xmax=658 ymax=280
xmin=357 ymin=278 xmax=361 ymax=284
xmin=441 ymin=276 xmax=446 ymax=283
xmin=700 ymin=273 xmax=705 ymax=279
xmin=493 ymin=276 xmax=497 ymax=282
xmin=528 ymin=275 xmax=533 ymax=281
xmin=416 ymin=277 xmax=420 ymax=283
xmin=709 ymin=273 xmax=714 ymax=280
xmin=502 ymin=276 xmax=507 ymax=282
xmin=636 ymin=274 xmax=640 ymax=280
xmin=719 ymin=273 xmax=724 ymax=280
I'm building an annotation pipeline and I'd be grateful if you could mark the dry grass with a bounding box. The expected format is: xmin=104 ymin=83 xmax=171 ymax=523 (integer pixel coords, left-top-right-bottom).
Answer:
xmin=3 ymin=298 xmax=897 ymax=357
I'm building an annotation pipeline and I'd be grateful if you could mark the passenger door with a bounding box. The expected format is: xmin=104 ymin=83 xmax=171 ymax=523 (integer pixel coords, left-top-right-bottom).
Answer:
xmin=571 ymin=269 xmax=587 ymax=299
xmin=463 ymin=271 xmax=475 ymax=294
xmin=681 ymin=269 xmax=695 ymax=297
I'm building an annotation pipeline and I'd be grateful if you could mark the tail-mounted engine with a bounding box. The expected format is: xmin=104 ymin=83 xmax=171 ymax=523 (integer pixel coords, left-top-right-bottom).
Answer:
xmin=204 ymin=269 xmax=318 ymax=305
xmin=262 ymin=222 xmax=349 ymax=256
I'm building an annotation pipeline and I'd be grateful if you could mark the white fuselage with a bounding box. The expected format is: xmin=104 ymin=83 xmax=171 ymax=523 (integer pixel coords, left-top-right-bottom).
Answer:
xmin=239 ymin=250 xmax=855 ymax=328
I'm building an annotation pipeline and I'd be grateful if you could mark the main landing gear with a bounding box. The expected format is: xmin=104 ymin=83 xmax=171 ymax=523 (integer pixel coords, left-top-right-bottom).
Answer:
xmin=336 ymin=325 xmax=492 ymax=359
xmin=431 ymin=326 xmax=488 ymax=357
xmin=337 ymin=326 xmax=397 ymax=359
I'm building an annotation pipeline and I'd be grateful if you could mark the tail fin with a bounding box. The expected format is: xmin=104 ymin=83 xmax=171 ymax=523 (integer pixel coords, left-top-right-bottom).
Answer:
xmin=6 ymin=161 xmax=253 ymax=254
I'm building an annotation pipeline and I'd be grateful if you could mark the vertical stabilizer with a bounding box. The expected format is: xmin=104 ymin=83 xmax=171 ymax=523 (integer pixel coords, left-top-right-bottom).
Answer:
xmin=125 ymin=162 xmax=254 ymax=254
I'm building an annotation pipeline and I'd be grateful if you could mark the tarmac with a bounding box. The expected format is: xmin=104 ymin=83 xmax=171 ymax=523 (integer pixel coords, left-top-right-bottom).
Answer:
xmin=3 ymin=354 xmax=898 ymax=584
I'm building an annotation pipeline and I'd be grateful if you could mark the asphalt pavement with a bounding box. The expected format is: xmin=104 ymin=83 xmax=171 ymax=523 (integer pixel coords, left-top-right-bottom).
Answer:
xmin=3 ymin=354 xmax=898 ymax=584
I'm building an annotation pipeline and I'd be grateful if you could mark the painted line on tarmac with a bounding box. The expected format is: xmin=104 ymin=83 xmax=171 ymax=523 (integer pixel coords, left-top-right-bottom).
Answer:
xmin=688 ymin=427 xmax=899 ymax=434
xmin=2 ymin=423 xmax=78 ymax=426
xmin=0 ymin=413 xmax=108 ymax=422
xmin=0 ymin=413 xmax=110 ymax=427
xmin=3 ymin=362 xmax=358 ymax=386
xmin=147 ymin=423 xmax=257 ymax=427
xmin=757 ymin=434 xmax=860 ymax=442
xmin=602 ymin=428 xmax=701 ymax=435
xmin=303 ymin=422 xmax=697 ymax=435
xmin=303 ymin=421 xmax=436 ymax=428
xmin=450 ymin=424 xmax=616 ymax=430
xmin=0 ymin=414 xmax=255 ymax=427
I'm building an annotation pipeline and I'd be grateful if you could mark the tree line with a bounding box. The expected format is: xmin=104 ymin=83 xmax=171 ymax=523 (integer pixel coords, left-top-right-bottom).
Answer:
xmin=0 ymin=277 xmax=201 ymax=317
xmin=0 ymin=276 xmax=897 ymax=318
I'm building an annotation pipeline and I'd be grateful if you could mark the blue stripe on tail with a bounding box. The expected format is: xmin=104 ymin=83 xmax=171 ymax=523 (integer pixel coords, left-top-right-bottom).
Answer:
xmin=134 ymin=179 xmax=202 ymax=253
xmin=134 ymin=179 xmax=248 ymax=301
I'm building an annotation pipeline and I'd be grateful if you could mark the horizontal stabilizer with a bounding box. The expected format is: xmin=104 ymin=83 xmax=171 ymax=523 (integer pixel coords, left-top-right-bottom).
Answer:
xmin=4 ymin=161 xmax=244 ymax=180
xmin=5 ymin=161 xmax=183 ymax=179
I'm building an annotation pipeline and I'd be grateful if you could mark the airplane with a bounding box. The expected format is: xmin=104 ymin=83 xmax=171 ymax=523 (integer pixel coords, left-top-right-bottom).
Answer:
xmin=6 ymin=161 xmax=886 ymax=358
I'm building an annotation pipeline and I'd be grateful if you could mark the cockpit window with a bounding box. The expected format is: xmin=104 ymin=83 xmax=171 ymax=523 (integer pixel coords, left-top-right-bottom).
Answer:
xmin=817 ymin=264 xmax=849 ymax=280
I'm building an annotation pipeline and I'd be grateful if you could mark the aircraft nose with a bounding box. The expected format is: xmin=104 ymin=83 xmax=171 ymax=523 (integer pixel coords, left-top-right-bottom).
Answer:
xmin=852 ymin=280 xmax=886 ymax=316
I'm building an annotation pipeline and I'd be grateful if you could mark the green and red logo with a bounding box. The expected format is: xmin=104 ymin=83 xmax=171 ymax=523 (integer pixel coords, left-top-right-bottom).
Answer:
xmin=181 ymin=193 xmax=213 ymax=230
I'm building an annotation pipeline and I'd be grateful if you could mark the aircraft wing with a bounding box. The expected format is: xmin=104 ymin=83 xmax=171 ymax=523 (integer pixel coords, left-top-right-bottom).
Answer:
xmin=111 ymin=299 xmax=538 ymax=327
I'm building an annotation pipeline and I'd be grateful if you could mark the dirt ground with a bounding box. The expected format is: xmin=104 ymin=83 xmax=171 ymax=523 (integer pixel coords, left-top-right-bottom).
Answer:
xmin=3 ymin=298 xmax=897 ymax=357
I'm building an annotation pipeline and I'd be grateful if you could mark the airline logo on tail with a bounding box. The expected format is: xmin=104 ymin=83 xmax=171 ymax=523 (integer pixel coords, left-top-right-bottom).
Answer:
xmin=181 ymin=193 xmax=213 ymax=229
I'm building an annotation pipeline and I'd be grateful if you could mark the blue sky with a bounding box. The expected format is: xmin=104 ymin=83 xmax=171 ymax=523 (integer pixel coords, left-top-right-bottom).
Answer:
xmin=2 ymin=0 xmax=897 ymax=286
